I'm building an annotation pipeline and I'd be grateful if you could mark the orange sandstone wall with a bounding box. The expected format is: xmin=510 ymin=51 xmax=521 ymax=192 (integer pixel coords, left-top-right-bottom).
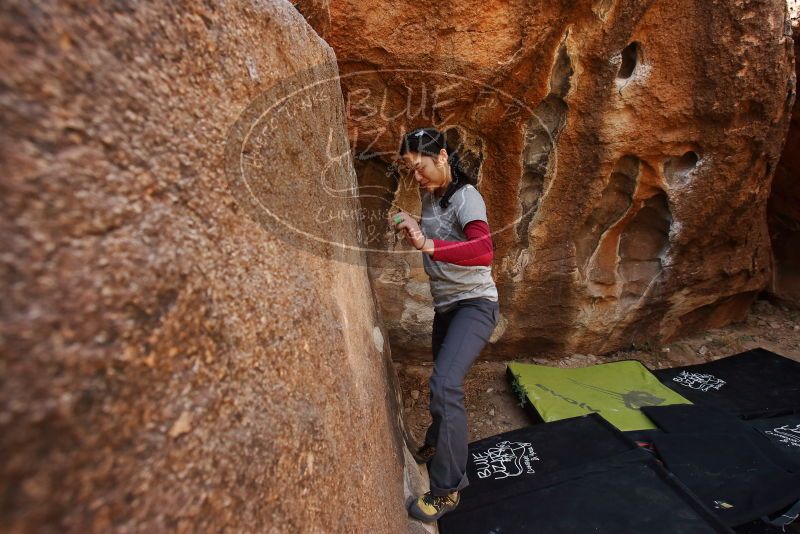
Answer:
xmin=297 ymin=0 xmax=796 ymax=360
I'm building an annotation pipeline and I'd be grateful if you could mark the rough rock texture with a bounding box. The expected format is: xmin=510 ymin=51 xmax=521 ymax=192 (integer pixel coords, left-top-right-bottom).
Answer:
xmin=297 ymin=0 xmax=797 ymax=361
xmin=1 ymin=1 xmax=413 ymax=531
xmin=770 ymin=22 xmax=800 ymax=307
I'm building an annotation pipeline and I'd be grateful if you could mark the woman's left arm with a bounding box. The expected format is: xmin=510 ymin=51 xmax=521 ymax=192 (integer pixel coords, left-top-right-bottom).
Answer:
xmin=429 ymin=220 xmax=493 ymax=266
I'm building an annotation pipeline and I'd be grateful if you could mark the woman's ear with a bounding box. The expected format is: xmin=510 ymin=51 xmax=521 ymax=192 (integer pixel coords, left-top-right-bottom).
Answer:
xmin=436 ymin=148 xmax=448 ymax=167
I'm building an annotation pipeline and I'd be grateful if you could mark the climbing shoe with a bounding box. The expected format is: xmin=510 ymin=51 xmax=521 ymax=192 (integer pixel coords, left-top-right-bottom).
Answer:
xmin=407 ymin=490 xmax=460 ymax=522
xmin=411 ymin=443 xmax=436 ymax=464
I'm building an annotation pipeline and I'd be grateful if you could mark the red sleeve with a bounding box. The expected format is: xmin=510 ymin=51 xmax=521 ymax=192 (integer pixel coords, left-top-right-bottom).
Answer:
xmin=430 ymin=220 xmax=494 ymax=266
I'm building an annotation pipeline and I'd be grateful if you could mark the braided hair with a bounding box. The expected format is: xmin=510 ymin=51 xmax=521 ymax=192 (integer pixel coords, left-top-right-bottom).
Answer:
xmin=398 ymin=127 xmax=475 ymax=209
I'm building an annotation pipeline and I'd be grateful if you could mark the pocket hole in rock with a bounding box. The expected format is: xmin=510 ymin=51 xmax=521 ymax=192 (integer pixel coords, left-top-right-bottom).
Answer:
xmin=617 ymin=41 xmax=641 ymax=79
xmin=663 ymin=150 xmax=699 ymax=184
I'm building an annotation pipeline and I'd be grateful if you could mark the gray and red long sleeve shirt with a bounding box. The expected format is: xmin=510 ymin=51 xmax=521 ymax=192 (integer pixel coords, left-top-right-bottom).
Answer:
xmin=420 ymin=184 xmax=499 ymax=313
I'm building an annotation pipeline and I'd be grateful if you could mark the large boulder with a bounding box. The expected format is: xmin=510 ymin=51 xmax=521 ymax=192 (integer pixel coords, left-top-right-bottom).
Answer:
xmin=1 ymin=1 xmax=412 ymax=531
xmin=769 ymin=22 xmax=800 ymax=307
xmin=297 ymin=0 xmax=797 ymax=360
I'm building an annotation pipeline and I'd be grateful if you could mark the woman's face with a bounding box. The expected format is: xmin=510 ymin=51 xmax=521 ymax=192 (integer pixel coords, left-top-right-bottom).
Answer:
xmin=401 ymin=149 xmax=448 ymax=195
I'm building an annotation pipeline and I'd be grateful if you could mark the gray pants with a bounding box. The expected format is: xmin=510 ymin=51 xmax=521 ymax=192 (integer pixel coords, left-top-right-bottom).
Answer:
xmin=424 ymin=297 xmax=500 ymax=496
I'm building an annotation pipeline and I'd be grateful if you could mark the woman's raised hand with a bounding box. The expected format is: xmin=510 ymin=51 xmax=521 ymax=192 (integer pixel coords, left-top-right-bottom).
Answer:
xmin=388 ymin=210 xmax=426 ymax=249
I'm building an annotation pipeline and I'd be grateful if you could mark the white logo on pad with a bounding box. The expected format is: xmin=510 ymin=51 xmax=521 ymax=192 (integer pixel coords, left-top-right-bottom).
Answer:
xmin=672 ymin=371 xmax=726 ymax=392
xmin=472 ymin=440 xmax=540 ymax=480
xmin=765 ymin=424 xmax=800 ymax=448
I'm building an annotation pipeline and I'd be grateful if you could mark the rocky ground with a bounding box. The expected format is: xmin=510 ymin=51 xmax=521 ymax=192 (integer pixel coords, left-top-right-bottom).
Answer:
xmin=395 ymin=297 xmax=800 ymax=443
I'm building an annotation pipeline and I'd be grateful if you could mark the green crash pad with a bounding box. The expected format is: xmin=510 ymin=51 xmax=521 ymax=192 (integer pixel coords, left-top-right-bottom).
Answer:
xmin=507 ymin=360 xmax=692 ymax=431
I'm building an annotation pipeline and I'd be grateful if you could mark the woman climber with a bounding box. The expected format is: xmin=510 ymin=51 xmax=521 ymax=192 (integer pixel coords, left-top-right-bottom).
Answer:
xmin=388 ymin=127 xmax=500 ymax=523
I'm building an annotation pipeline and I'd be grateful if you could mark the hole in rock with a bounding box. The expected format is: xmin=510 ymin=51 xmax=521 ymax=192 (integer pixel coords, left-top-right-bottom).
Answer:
xmin=576 ymin=156 xmax=639 ymax=269
xmin=619 ymin=193 xmax=671 ymax=261
xmin=663 ymin=151 xmax=699 ymax=184
xmin=516 ymin=170 xmax=544 ymax=246
xmin=517 ymin=95 xmax=567 ymax=247
xmin=617 ymin=41 xmax=640 ymax=79
xmin=550 ymin=42 xmax=574 ymax=98
xmin=618 ymin=192 xmax=672 ymax=297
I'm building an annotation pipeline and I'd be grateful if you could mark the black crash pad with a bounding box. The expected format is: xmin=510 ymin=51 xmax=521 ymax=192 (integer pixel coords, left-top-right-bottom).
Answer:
xmin=642 ymin=405 xmax=800 ymax=527
xmin=445 ymin=413 xmax=635 ymax=514
xmin=653 ymin=348 xmax=800 ymax=418
xmin=439 ymin=448 xmax=733 ymax=534
xmin=747 ymin=413 xmax=800 ymax=465
xmin=642 ymin=404 xmax=800 ymax=473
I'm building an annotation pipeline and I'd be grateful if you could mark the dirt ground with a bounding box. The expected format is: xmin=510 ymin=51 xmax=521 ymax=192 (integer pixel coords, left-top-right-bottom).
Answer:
xmin=395 ymin=297 xmax=800 ymax=444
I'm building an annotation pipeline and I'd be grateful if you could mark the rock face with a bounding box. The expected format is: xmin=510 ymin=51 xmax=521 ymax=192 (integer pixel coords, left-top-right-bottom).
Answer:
xmin=770 ymin=23 xmax=800 ymax=307
xmin=1 ymin=1 xmax=411 ymax=531
xmin=297 ymin=0 xmax=797 ymax=360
